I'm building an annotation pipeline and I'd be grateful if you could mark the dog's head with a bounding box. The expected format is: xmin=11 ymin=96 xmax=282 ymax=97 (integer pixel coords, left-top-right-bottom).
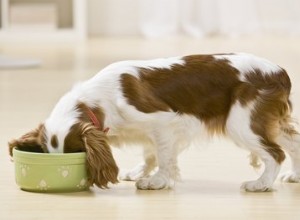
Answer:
xmin=8 ymin=124 xmax=47 ymax=155
xmin=8 ymin=104 xmax=119 ymax=189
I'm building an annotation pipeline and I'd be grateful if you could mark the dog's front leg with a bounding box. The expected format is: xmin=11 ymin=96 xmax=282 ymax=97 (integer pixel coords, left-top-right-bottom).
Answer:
xmin=120 ymin=145 xmax=158 ymax=181
xmin=135 ymin=130 xmax=180 ymax=190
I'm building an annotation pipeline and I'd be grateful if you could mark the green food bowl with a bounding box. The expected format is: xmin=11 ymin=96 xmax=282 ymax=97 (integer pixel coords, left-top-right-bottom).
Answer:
xmin=13 ymin=148 xmax=88 ymax=193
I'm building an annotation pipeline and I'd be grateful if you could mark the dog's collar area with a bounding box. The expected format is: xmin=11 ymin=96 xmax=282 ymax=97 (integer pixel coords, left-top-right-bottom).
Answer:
xmin=86 ymin=108 xmax=109 ymax=134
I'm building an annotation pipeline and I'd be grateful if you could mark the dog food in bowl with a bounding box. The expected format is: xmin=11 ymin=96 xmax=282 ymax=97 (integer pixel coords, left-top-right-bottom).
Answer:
xmin=13 ymin=148 xmax=88 ymax=192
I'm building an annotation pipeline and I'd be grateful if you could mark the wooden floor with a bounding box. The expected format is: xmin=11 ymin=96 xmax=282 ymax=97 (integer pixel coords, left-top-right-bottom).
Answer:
xmin=1 ymin=36 xmax=300 ymax=220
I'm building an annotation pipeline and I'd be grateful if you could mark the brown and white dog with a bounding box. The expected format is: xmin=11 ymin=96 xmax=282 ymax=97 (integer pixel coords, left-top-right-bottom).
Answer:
xmin=9 ymin=53 xmax=300 ymax=191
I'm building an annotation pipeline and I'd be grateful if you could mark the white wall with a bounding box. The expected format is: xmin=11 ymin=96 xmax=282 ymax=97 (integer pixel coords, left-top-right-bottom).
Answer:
xmin=87 ymin=0 xmax=140 ymax=36
xmin=87 ymin=0 xmax=300 ymax=38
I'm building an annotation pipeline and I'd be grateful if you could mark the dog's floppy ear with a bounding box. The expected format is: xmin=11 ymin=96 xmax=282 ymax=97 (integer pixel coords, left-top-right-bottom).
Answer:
xmin=81 ymin=124 xmax=119 ymax=188
xmin=8 ymin=124 xmax=46 ymax=156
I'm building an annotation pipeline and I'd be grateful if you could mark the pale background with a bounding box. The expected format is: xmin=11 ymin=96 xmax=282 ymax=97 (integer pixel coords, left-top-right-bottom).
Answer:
xmin=1 ymin=0 xmax=300 ymax=39
xmin=87 ymin=0 xmax=300 ymax=37
xmin=1 ymin=1 xmax=300 ymax=220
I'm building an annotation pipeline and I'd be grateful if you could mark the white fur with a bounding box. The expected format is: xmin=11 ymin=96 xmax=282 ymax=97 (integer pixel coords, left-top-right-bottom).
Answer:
xmin=276 ymin=131 xmax=300 ymax=182
xmin=226 ymin=101 xmax=259 ymax=149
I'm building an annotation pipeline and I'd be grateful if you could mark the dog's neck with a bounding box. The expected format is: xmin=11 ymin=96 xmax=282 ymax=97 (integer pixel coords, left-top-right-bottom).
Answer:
xmin=86 ymin=107 xmax=101 ymax=129
xmin=85 ymin=106 xmax=110 ymax=134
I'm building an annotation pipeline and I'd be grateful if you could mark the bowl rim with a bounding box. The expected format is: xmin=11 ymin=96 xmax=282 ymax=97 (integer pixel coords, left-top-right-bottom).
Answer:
xmin=13 ymin=148 xmax=86 ymax=159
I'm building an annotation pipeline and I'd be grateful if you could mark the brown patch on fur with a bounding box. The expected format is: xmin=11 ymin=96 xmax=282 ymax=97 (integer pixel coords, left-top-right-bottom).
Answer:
xmin=8 ymin=124 xmax=47 ymax=156
xmin=233 ymin=82 xmax=259 ymax=106
xmin=50 ymin=135 xmax=58 ymax=149
xmin=249 ymin=69 xmax=291 ymax=163
xmin=121 ymin=55 xmax=244 ymax=135
xmin=121 ymin=74 xmax=170 ymax=113
xmin=63 ymin=102 xmax=106 ymax=153
xmin=260 ymin=139 xmax=285 ymax=163
xmin=81 ymin=124 xmax=119 ymax=188
xmin=64 ymin=123 xmax=85 ymax=153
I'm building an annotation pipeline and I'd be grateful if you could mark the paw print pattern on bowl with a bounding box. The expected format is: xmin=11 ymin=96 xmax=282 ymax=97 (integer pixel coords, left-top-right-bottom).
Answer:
xmin=19 ymin=164 xmax=30 ymax=177
xmin=58 ymin=166 xmax=71 ymax=178
xmin=77 ymin=178 xmax=88 ymax=189
xmin=37 ymin=179 xmax=50 ymax=191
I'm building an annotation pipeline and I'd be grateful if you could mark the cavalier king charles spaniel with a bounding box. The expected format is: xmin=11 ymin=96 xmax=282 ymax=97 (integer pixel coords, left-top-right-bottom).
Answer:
xmin=9 ymin=53 xmax=300 ymax=192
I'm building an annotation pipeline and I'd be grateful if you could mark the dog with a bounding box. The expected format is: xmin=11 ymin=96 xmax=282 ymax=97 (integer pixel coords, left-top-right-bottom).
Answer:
xmin=9 ymin=53 xmax=300 ymax=192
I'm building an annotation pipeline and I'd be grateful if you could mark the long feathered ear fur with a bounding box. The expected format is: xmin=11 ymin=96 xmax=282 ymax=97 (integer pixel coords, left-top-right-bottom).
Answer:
xmin=81 ymin=124 xmax=119 ymax=188
xmin=8 ymin=124 xmax=46 ymax=156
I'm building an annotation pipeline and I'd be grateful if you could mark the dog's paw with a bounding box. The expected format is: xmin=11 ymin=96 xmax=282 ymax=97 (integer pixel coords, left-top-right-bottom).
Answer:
xmin=119 ymin=169 xmax=143 ymax=181
xmin=119 ymin=164 xmax=148 ymax=181
xmin=240 ymin=180 xmax=272 ymax=192
xmin=136 ymin=173 xmax=169 ymax=190
xmin=280 ymin=171 xmax=300 ymax=183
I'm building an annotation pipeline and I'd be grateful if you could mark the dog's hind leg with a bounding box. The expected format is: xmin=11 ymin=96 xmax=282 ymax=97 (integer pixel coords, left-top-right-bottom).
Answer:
xmin=240 ymin=141 xmax=283 ymax=192
xmin=276 ymin=121 xmax=300 ymax=183
xmin=227 ymin=102 xmax=284 ymax=192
